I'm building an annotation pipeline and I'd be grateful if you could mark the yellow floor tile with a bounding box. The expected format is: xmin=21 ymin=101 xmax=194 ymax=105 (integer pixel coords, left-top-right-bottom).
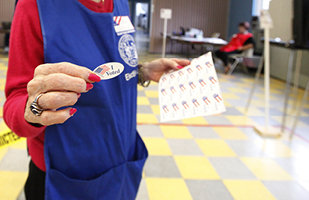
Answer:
xmin=236 ymin=107 xmax=265 ymax=116
xmin=150 ymin=82 xmax=158 ymax=86
xmin=142 ymin=138 xmax=172 ymax=156
xmin=221 ymin=93 xmax=240 ymax=99
xmin=241 ymin=157 xmax=292 ymax=180
xmin=137 ymin=97 xmax=150 ymax=105
xmin=234 ymin=82 xmax=253 ymax=89
xmin=251 ymin=99 xmax=268 ymax=107
xmin=269 ymin=88 xmax=284 ymax=94
xmin=270 ymin=83 xmax=287 ymax=90
xmin=228 ymin=88 xmax=248 ymax=93
xmin=213 ymin=127 xmax=248 ymax=140
xmin=145 ymin=91 xmax=159 ymax=98
xmin=181 ymin=117 xmax=208 ymax=125
xmin=150 ymin=105 xmax=160 ymax=115
xmin=160 ymin=125 xmax=192 ymax=139
xmin=174 ymin=156 xmax=220 ymax=179
xmin=226 ymin=116 xmax=255 ymax=126
xmin=9 ymin=139 xmax=27 ymax=150
xmin=137 ymin=114 xmax=158 ymax=124
xmin=224 ymin=180 xmax=276 ymax=200
xmin=254 ymin=93 xmax=279 ymax=100
xmin=223 ymin=100 xmax=232 ymax=107
xmin=145 ymin=178 xmax=193 ymax=200
xmin=0 ymin=171 xmax=28 ymax=200
xmin=0 ymin=121 xmax=9 ymax=131
xmin=137 ymin=85 xmax=144 ymax=91
xmin=254 ymin=139 xmax=293 ymax=157
xmin=196 ymin=139 xmax=237 ymax=157
xmin=239 ymin=78 xmax=254 ymax=84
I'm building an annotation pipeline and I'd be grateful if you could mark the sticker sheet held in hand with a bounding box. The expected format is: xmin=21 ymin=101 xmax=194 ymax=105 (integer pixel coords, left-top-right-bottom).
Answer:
xmin=159 ymin=52 xmax=226 ymax=122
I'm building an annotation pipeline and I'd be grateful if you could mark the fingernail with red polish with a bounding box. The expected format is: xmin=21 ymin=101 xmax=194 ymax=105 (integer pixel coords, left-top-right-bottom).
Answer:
xmin=177 ymin=65 xmax=184 ymax=69
xmin=86 ymin=83 xmax=93 ymax=90
xmin=88 ymin=73 xmax=101 ymax=82
xmin=70 ymin=108 xmax=77 ymax=116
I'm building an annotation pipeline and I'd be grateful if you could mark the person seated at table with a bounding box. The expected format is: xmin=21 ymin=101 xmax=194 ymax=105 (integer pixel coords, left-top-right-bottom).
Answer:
xmin=215 ymin=21 xmax=255 ymax=73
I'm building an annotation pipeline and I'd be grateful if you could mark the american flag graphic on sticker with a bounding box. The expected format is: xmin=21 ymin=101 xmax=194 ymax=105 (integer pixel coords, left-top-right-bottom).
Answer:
xmin=94 ymin=65 xmax=110 ymax=75
xmin=93 ymin=62 xmax=124 ymax=80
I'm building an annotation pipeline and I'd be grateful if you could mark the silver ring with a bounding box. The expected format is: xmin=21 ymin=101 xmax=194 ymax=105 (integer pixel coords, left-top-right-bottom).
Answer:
xmin=30 ymin=94 xmax=44 ymax=116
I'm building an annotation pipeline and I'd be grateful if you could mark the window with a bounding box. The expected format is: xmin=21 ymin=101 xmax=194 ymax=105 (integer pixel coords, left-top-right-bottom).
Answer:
xmin=252 ymin=0 xmax=271 ymax=16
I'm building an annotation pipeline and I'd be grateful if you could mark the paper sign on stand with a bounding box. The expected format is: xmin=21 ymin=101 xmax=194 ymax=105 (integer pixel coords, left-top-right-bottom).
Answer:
xmin=159 ymin=52 xmax=226 ymax=122
xmin=160 ymin=8 xmax=172 ymax=58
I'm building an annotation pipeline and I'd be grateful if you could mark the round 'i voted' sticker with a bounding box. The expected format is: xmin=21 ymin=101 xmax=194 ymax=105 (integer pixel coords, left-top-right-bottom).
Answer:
xmin=93 ymin=62 xmax=124 ymax=80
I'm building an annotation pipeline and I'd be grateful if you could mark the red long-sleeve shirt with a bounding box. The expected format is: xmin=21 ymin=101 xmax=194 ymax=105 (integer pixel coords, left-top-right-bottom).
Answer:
xmin=4 ymin=0 xmax=113 ymax=172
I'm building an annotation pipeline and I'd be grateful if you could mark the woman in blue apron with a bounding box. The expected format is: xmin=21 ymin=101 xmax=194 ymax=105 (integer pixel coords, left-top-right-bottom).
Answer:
xmin=5 ymin=0 xmax=190 ymax=199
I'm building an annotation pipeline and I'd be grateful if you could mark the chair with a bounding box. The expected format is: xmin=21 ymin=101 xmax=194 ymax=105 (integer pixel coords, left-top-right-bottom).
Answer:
xmin=211 ymin=32 xmax=220 ymax=38
xmin=226 ymin=48 xmax=254 ymax=75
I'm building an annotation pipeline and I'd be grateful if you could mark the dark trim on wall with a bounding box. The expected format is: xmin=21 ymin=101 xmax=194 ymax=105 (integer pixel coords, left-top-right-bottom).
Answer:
xmin=227 ymin=0 xmax=253 ymax=38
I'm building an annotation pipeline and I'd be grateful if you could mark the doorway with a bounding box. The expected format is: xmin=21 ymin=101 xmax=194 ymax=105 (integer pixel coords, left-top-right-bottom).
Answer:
xmin=135 ymin=2 xmax=149 ymax=53
xmin=129 ymin=0 xmax=151 ymax=53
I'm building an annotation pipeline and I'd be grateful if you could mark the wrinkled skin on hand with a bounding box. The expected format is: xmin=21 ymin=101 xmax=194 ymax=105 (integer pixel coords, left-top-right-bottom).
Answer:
xmin=25 ymin=62 xmax=100 ymax=126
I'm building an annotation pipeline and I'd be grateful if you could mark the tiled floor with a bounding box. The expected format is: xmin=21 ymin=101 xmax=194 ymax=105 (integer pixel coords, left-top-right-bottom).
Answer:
xmin=1 ymin=31 xmax=309 ymax=199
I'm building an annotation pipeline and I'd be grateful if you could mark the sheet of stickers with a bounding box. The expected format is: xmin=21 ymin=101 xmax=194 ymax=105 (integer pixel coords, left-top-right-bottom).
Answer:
xmin=159 ymin=52 xmax=226 ymax=122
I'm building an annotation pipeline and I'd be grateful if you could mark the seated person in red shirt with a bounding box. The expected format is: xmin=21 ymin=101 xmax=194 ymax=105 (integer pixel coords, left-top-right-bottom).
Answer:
xmin=215 ymin=21 xmax=255 ymax=73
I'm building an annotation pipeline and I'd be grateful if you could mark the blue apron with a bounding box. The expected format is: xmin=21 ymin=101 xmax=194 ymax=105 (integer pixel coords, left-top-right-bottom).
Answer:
xmin=36 ymin=0 xmax=148 ymax=199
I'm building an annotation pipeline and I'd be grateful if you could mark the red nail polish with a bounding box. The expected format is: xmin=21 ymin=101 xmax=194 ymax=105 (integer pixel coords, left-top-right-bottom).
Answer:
xmin=77 ymin=93 xmax=81 ymax=99
xmin=177 ymin=65 xmax=184 ymax=69
xmin=86 ymin=83 xmax=93 ymax=90
xmin=88 ymin=73 xmax=101 ymax=82
xmin=70 ymin=108 xmax=77 ymax=116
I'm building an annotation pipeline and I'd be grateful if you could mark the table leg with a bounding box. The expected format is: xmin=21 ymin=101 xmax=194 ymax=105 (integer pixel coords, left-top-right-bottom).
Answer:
xmin=281 ymin=50 xmax=295 ymax=132
xmin=290 ymin=78 xmax=309 ymax=138
xmin=292 ymin=50 xmax=302 ymax=109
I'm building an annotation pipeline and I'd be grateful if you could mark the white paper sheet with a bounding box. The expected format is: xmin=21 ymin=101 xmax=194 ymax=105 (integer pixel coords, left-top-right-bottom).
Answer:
xmin=159 ymin=52 xmax=226 ymax=122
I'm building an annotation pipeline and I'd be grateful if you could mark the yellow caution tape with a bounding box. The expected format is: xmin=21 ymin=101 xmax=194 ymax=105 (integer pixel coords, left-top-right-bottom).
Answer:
xmin=0 ymin=128 xmax=23 ymax=149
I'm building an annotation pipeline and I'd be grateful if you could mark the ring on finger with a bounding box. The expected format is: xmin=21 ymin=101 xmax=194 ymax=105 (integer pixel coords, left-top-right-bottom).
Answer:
xmin=30 ymin=93 xmax=44 ymax=116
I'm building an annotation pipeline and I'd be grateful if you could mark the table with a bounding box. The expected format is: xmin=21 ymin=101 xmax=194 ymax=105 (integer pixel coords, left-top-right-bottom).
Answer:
xmin=167 ymin=35 xmax=227 ymax=56
xmin=0 ymin=29 xmax=10 ymax=34
xmin=169 ymin=36 xmax=227 ymax=45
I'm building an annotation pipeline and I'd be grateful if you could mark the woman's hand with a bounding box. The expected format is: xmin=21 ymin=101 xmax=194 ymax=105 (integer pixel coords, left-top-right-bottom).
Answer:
xmin=143 ymin=58 xmax=190 ymax=82
xmin=24 ymin=62 xmax=101 ymax=126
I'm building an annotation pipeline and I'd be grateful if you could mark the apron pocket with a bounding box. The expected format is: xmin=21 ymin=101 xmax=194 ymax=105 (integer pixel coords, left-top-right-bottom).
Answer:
xmin=45 ymin=155 xmax=147 ymax=200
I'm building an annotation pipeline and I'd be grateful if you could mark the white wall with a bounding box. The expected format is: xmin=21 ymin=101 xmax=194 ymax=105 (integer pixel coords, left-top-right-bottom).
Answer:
xmin=269 ymin=0 xmax=293 ymax=41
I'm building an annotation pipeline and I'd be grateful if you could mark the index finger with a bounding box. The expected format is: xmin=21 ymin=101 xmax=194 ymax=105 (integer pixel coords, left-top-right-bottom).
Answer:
xmin=171 ymin=58 xmax=191 ymax=68
xmin=34 ymin=62 xmax=99 ymax=82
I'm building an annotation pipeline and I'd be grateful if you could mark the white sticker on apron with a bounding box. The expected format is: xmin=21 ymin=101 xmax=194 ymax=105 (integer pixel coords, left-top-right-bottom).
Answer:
xmin=114 ymin=16 xmax=135 ymax=36
xmin=93 ymin=62 xmax=124 ymax=80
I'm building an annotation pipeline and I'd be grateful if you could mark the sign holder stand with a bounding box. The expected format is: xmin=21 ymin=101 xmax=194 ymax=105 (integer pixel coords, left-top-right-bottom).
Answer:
xmin=160 ymin=9 xmax=172 ymax=58
xmin=248 ymin=10 xmax=281 ymax=137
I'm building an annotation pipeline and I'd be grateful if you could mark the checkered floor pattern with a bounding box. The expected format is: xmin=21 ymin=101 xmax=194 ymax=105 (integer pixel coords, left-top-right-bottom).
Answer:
xmin=1 ymin=50 xmax=309 ymax=200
